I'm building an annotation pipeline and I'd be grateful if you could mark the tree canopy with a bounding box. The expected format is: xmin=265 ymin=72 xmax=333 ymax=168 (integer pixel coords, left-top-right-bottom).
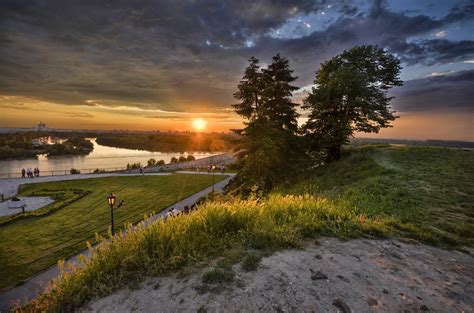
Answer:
xmin=303 ymin=45 xmax=403 ymax=161
xmin=232 ymin=54 xmax=300 ymax=193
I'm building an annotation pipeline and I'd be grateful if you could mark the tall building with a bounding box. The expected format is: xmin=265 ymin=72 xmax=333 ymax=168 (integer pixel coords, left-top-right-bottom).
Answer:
xmin=33 ymin=122 xmax=49 ymax=132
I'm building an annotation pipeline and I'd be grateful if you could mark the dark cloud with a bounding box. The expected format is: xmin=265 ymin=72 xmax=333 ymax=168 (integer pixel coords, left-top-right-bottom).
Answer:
xmin=390 ymin=70 xmax=474 ymax=112
xmin=388 ymin=39 xmax=474 ymax=65
xmin=0 ymin=0 xmax=473 ymax=115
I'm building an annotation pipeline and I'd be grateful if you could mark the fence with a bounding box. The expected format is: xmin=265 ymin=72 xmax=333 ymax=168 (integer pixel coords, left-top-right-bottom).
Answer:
xmin=0 ymin=153 xmax=236 ymax=180
xmin=0 ymin=167 xmax=128 ymax=179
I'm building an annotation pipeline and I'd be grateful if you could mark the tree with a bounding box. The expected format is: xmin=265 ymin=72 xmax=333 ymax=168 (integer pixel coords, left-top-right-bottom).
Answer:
xmin=232 ymin=55 xmax=300 ymax=193
xmin=147 ymin=158 xmax=157 ymax=167
xmin=303 ymin=45 xmax=402 ymax=162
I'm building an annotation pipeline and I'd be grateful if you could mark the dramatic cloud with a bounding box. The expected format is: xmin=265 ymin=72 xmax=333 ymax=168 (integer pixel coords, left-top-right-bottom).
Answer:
xmin=0 ymin=0 xmax=473 ymax=133
xmin=390 ymin=70 xmax=474 ymax=112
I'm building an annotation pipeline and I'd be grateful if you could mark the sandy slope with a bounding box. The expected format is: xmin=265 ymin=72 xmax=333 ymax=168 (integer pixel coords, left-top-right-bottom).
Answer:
xmin=81 ymin=238 xmax=473 ymax=313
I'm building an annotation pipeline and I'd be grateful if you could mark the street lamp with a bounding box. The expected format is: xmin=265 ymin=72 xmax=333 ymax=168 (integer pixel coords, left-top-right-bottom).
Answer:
xmin=211 ymin=165 xmax=216 ymax=193
xmin=107 ymin=193 xmax=116 ymax=235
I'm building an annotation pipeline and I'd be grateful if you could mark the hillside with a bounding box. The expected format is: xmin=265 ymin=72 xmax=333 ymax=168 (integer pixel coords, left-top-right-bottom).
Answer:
xmin=23 ymin=145 xmax=474 ymax=312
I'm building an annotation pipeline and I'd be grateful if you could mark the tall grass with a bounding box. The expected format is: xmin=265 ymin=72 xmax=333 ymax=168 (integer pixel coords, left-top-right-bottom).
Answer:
xmin=22 ymin=192 xmax=457 ymax=312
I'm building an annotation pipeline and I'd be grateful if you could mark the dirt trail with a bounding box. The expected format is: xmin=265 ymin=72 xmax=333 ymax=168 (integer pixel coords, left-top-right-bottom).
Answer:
xmin=81 ymin=238 xmax=474 ymax=312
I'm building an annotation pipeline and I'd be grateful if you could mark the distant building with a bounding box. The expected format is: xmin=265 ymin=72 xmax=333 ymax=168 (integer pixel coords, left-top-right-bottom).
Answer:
xmin=32 ymin=122 xmax=50 ymax=132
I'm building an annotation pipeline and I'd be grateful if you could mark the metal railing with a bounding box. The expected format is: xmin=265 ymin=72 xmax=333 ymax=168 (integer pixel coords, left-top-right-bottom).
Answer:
xmin=0 ymin=167 xmax=129 ymax=179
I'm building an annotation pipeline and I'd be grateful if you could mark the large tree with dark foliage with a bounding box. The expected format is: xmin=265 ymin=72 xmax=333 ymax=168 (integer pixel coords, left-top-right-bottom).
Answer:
xmin=303 ymin=45 xmax=403 ymax=162
xmin=232 ymin=54 xmax=300 ymax=193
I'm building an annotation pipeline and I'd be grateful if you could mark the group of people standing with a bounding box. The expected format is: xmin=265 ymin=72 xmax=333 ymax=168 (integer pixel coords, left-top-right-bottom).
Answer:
xmin=21 ymin=167 xmax=40 ymax=178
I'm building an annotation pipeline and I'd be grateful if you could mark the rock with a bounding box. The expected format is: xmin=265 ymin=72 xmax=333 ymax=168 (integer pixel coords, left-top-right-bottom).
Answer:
xmin=383 ymin=289 xmax=389 ymax=294
xmin=420 ymin=304 xmax=429 ymax=311
xmin=336 ymin=274 xmax=349 ymax=282
xmin=310 ymin=269 xmax=327 ymax=280
xmin=391 ymin=252 xmax=402 ymax=259
xmin=367 ymin=297 xmax=378 ymax=307
xmin=333 ymin=298 xmax=352 ymax=313
xmin=314 ymin=254 xmax=323 ymax=260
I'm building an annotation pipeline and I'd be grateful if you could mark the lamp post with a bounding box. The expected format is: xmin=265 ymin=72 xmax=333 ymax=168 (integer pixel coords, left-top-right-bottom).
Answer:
xmin=107 ymin=193 xmax=116 ymax=235
xmin=211 ymin=165 xmax=216 ymax=193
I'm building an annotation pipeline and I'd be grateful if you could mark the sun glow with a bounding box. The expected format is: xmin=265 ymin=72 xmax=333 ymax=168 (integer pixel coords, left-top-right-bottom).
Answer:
xmin=192 ymin=118 xmax=207 ymax=131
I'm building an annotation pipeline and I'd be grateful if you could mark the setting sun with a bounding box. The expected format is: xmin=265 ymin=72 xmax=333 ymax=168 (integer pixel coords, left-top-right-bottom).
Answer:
xmin=192 ymin=118 xmax=207 ymax=131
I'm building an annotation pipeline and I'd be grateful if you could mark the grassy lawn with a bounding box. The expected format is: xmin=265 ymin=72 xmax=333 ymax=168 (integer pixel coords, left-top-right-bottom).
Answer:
xmin=0 ymin=173 xmax=226 ymax=290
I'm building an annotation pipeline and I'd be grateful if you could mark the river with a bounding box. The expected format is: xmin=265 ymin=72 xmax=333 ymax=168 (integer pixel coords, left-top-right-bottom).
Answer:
xmin=0 ymin=139 xmax=218 ymax=178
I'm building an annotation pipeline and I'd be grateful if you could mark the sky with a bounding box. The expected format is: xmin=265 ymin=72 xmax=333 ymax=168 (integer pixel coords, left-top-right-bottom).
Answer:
xmin=0 ymin=0 xmax=473 ymax=140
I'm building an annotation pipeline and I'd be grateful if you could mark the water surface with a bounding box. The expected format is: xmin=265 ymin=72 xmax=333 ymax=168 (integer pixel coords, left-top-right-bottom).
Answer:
xmin=0 ymin=139 xmax=217 ymax=177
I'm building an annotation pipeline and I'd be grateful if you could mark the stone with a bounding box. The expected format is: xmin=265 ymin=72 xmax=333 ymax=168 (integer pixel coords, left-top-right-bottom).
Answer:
xmin=333 ymin=298 xmax=352 ymax=313
xmin=367 ymin=297 xmax=378 ymax=307
xmin=336 ymin=274 xmax=349 ymax=282
xmin=310 ymin=269 xmax=327 ymax=280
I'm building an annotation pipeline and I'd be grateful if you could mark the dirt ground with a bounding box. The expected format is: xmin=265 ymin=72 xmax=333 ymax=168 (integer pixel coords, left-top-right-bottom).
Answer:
xmin=81 ymin=238 xmax=474 ymax=313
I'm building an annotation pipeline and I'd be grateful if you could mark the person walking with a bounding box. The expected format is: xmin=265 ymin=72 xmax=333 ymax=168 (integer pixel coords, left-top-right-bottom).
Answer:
xmin=21 ymin=168 xmax=26 ymax=178
xmin=36 ymin=167 xmax=40 ymax=177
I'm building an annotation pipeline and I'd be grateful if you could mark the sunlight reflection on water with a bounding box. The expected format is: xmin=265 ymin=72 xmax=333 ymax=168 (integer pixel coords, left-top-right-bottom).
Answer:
xmin=1 ymin=138 xmax=217 ymax=174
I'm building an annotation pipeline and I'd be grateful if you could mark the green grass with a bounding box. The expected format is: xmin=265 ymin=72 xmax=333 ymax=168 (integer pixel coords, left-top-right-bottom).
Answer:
xmin=0 ymin=173 xmax=226 ymax=291
xmin=280 ymin=145 xmax=474 ymax=245
xmin=241 ymin=253 xmax=262 ymax=272
xmin=21 ymin=145 xmax=474 ymax=311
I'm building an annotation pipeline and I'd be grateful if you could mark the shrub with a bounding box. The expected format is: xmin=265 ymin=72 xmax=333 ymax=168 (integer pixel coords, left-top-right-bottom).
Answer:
xmin=93 ymin=168 xmax=106 ymax=173
xmin=70 ymin=168 xmax=81 ymax=175
xmin=187 ymin=155 xmax=196 ymax=161
xmin=170 ymin=157 xmax=178 ymax=164
xmin=126 ymin=162 xmax=142 ymax=170
xmin=178 ymin=156 xmax=187 ymax=162
xmin=157 ymin=160 xmax=165 ymax=165
xmin=147 ymin=158 xmax=157 ymax=167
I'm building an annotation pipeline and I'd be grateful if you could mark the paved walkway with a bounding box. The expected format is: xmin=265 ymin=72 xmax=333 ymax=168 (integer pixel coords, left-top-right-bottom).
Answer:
xmin=0 ymin=173 xmax=234 ymax=312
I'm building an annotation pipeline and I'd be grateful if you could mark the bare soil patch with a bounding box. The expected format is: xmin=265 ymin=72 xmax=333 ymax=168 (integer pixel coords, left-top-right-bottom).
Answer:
xmin=81 ymin=238 xmax=474 ymax=312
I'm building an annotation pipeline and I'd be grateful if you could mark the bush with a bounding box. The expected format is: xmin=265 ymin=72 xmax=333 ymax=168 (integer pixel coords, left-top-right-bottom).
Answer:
xmin=70 ymin=168 xmax=81 ymax=175
xmin=187 ymin=155 xmax=196 ymax=161
xmin=93 ymin=168 xmax=106 ymax=173
xmin=157 ymin=160 xmax=165 ymax=165
xmin=147 ymin=158 xmax=157 ymax=167
xmin=178 ymin=156 xmax=187 ymax=162
xmin=170 ymin=157 xmax=178 ymax=164
xmin=126 ymin=162 xmax=142 ymax=170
